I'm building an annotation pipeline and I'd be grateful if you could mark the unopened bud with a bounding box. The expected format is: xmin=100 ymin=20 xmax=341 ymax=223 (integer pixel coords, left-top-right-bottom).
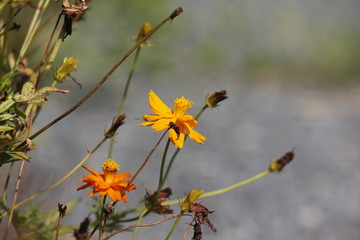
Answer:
xmin=206 ymin=90 xmax=228 ymax=109
xmin=269 ymin=150 xmax=295 ymax=173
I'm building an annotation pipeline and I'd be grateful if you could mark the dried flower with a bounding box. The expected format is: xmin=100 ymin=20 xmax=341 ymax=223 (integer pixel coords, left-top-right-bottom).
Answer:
xmin=54 ymin=57 xmax=78 ymax=82
xmin=139 ymin=90 xmax=206 ymax=148
xmin=77 ymin=159 xmax=136 ymax=202
xmin=57 ymin=201 xmax=67 ymax=218
xmin=145 ymin=187 xmax=173 ymax=215
xmin=205 ymin=90 xmax=228 ymax=109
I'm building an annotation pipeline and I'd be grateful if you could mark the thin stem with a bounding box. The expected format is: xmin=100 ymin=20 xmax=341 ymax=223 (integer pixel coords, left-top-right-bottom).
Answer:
xmin=158 ymin=139 xmax=170 ymax=190
xmin=13 ymin=0 xmax=51 ymax=72
xmin=0 ymin=7 xmax=14 ymax=79
xmin=98 ymin=196 xmax=107 ymax=240
xmin=0 ymin=162 xmax=15 ymax=213
xmin=162 ymin=105 xmax=208 ymax=183
xmin=107 ymin=47 xmax=142 ymax=158
xmin=27 ymin=8 xmax=177 ymax=142
xmin=181 ymin=218 xmax=194 ymax=240
xmin=163 ymin=170 xmax=271 ymax=206
xmin=35 ymin=10 xmax=64 ymax=87
xmin=55 ymin=209 xmax=62 ymax=240
xmin=102 ymin=214 xmax=183 ymax=240
xmin=130 ymin=208 xmax=148 ymax=240
xmin=165 ymin=211 xmax=184 ymax=240
xmin=3 ymin=160 xmax=25 ymax=240
xmin=127 ymin=129 xmax=169 ymax=185
xmin=0 ymin=137 xmax=107 ymax=219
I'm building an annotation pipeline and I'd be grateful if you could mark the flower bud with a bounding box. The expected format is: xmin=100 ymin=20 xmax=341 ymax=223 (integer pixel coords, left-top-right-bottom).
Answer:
xmin=205 ymin=90 xmax=228 ymax=109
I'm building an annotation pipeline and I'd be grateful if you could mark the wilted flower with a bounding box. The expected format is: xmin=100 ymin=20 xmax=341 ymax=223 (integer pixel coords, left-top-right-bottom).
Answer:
xmin=77 ymin=159 xmax=136 ymax=202
xmin=136 ymin=22 xmax=153 ymax=47
xmin=139 ymin=90 xmax=206 ymax=148
xmin=181 ymin=189 xmax=203 ymax=212
xmin=54 ymin=57 xmax=78 ymax=82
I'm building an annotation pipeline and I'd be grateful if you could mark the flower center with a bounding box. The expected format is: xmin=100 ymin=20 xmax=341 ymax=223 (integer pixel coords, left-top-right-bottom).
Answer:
xmin=173 ymin=96 xmax=193 ymax=118
xmin=102 ymin=159 xmax=120 ymax=184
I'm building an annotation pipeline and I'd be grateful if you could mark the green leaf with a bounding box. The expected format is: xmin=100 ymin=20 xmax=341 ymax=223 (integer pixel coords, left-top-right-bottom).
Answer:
xmin=0 ymin=71 xmax=18 ymax=92
xmin=0 ymin=125 xmax=14 ymax=131
xmin=0 ymin=151 xmax=30 ymax=165
xmin=0 ymin=113 xmax=14 ymax=121
xmin=13 ymin=81 xmax=69 ymax=104
xmin=0 ymin=98 xmax=15 ymax=114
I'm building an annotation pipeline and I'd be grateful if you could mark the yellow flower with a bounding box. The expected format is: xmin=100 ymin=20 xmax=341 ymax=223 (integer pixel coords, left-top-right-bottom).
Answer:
xmin=54 ymin=57 xmax=78 ymax=82
xmin=139 ymin=90 xmax=206 ymax=148
xmin=77 ymin=159 xmax=136 ymax=202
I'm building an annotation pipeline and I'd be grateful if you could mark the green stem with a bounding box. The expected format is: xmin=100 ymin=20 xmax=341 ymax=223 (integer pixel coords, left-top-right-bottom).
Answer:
xmin=164 ymin=211 xmax=184 ymax=240
xmin=14 ymin=0 xmax=51 ymax=71
xmin=131 ymin=208 xmax=148 ymax=240
xmin=163 ymin=170 xmax=271 ymax=206
xmin=201 ymin=170 xmax=270 ymax=198
xmin=162 ymin=105 xmax=208 ymax=184
xmin=0 ymin=162 xmax=15 ymax=211
xmin=107 ymin=47 xmax=141 ymax=158
xmin=98 ymin=196 xmax=107 ymax=240
xmin=0 ymin=7 xmax=13 ymax=80
xmin=158 ymin=139 xmax=170 ymax=190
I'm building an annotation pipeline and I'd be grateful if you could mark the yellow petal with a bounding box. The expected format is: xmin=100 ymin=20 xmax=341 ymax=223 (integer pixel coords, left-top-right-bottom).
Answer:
xmin=148 ymin=90 xmax=173 ymax=117
xmin=169 ymin=129 xmax=185 ymax=148
xmin=152 ymin=118 xmax=172 ymax=131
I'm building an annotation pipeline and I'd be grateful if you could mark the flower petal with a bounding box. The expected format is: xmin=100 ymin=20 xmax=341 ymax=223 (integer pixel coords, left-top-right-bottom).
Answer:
xmin=152 ymin=118 xmax=172 ymax=131
xmin=169 ymin=129 xmax=185 ymax=148
xmin=107 ymin=187 xmax=121 ymax=202
xmin=148 ymin=90 xmax=173 ymax=117
xmin=114 ymin=172 xmax=131 ymax=182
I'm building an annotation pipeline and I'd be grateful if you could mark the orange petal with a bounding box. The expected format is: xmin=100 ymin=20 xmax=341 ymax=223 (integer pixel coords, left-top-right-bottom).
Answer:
xmin=107 ymin=187 xmax=121 ymax=202
xmin=82 ymin=166 xmax=102 ymax=177
xmin=114 ymin=172 xmax=131 ymax=182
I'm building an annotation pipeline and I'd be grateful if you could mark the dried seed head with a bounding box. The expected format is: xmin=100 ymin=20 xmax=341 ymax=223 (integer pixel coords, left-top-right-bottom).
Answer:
xmin=58 ymin=201 xmax=68 ymax=218
xmin=168 ymin=7 xmax=183 ymax=23
xmin=103 ymin=204 xmax=115 ymax=218
xmin=104 ymin=114 xmax=126 ymax=138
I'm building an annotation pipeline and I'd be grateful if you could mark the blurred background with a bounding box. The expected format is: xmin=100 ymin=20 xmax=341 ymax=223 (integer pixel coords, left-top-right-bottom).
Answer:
xmin=3 ymin=0 xmax=360 ymax=239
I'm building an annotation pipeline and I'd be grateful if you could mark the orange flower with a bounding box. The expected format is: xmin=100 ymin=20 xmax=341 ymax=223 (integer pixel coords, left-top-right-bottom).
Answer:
xmin=139 ymin=90 xmax=206 ymax=148
xmin=77 ymin=159 xmax=136 ymax=202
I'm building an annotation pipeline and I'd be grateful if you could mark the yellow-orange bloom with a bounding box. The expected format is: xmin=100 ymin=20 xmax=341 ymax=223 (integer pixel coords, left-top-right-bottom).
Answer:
xmin=139 ymin=90 xmax=206 ymax=148
xmin=77 ymin=159 xmax=136 ymax=202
